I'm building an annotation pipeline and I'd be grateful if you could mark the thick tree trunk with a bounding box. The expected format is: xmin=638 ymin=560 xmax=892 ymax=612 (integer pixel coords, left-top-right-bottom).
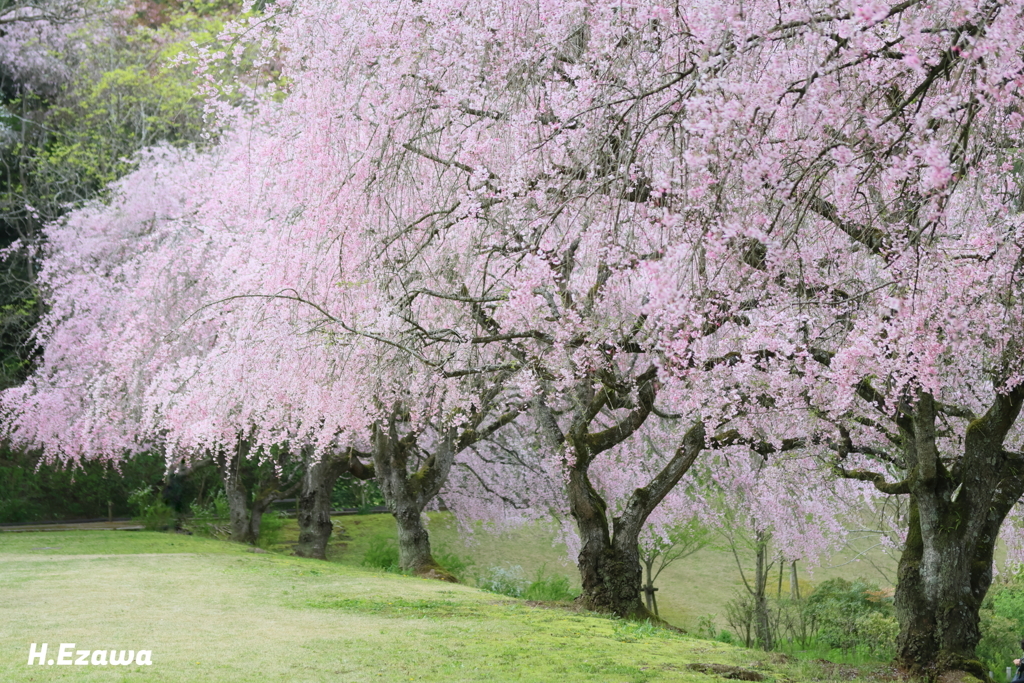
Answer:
xmin=371 ymin=415 xmax=458 ymax=580
xmin=294 ymin=454 xmax=347 ymax=560
xmin=223 ymin=464 xmax=275 ymax=545
xmin=568 ymin=466 xmax=649 ymax=617
xmin=891 ymin=391 xmax=1024 ymax=680
xmin=384 ymin=485 xmax=453 ymax=580
xmin=894 ymin=492 xmax=1003 ymax=679
xmin=223 ymin=453 xmax=254 ymax=544
xmin=393 ymin=501 xmax=436 ymax=571
xmin=576 ymin=538 xmax=647 ymax=617
xmin=219 ymin=440 xmax=297 ymax=546
xmin=361 ymin=400 xmax=515 ymax=580
xmin=555 ymin=416 xmax=705 ymax=620
xmin=817 ymin=370 xmax=1024 ymax=679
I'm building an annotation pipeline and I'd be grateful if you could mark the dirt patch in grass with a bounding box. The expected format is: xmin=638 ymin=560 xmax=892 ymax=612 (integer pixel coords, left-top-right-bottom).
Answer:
xmin=687 ymin=663 xmax=764 ymax=680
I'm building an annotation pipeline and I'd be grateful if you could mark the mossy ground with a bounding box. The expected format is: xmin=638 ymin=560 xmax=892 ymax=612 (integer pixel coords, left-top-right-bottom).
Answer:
xmin=1 ymin=528 xmax=899 ymax=682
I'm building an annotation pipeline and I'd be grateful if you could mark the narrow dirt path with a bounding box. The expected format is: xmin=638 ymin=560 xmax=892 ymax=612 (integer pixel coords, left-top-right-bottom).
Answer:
xmin=0 ymin=520 xmax=144 ymax=532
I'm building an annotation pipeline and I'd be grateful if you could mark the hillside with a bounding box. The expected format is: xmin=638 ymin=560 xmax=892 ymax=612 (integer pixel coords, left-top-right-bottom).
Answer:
xmin=294 ymin=512 xmax=903 ymax=633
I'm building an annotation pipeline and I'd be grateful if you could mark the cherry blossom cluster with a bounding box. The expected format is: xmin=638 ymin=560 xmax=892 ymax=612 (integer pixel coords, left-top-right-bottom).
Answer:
xmin=5 ymin=0 xmax=1024 ymax=563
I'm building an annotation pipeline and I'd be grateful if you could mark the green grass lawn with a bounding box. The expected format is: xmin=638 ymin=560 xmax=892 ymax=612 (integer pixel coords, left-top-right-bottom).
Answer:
xmin=0 ymin=529 xmax=899 ymax=683
xmin=275 ymin=512 xmax=901 ymax=633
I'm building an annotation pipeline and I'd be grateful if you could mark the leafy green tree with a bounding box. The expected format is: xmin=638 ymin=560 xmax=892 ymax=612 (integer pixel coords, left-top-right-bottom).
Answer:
xmin=0 ymin=1 xmax=237 ymax=390
xmin=638 ymin=518 xmax=710 ymax=617
xmin=0 ymin=445 xmax=166 ymax=522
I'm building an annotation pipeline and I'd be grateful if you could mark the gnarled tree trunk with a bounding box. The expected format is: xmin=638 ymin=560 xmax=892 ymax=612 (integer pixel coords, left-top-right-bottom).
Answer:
xmin=294 ymin=451 xmax=348 ymax=560
xmin=893 ymin=409 xmax=1024 ymax=679
xmin=361 ymin=396 xmax=516 ymax=579
xmin=894 ymin=494 xmax=1000 ymax=680
xmin=392 ymin=497 xmax=437 ymax=572
xmin=222 ymin=444 xmax=254 ymax=544
xmin=219 ymin=438 xmax=300 ymax=545
xmin=568 ymin=465 xmax=647 ymax=617
xmin=371 ymin=415 xmax=456 ymax=578
xmin=551 ymin=385 xmax=707 ymax=618
xmin=839 ymin=389 xmax=1024 ymax=680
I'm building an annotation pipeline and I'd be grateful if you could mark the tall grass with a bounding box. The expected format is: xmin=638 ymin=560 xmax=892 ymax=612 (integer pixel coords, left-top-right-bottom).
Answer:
xmin=477 ymin=564 xmax=579 ymax=602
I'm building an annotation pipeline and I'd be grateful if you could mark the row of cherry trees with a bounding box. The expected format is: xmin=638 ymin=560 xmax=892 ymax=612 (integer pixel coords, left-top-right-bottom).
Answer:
xmin=4 ymin=0 xmax=1024 ymax=678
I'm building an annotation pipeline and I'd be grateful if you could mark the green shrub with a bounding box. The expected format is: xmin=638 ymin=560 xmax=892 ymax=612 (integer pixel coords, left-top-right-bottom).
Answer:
xmin=0 ymin=448 xmax=167 ymax=523
xmin=0 ymin=495 xmax=35 ymax=524
xmin=694 ymin=613 xmax=718 ymax=641
xmin=332 ymin=475 xmax=385 ymax=513
xmin=804 ymin=578 xmax=893 ymax=653
xmin=256 ymin=511 xmax=288 ymax=549
xmin=991 ymin=581 xmax=1024 ymax=626
xmin=522 ymin=570 xmax=579 ymax=602
xmin=978 ymin=608 xmax=1019 ymax=676
xmin=724 ymin=592 xmax=756 ymax=647
xmin=362 ymin=533 xmax=400 ymax=572
xmin=477 ymin=564 xmax=527 ymax=597
xmin=978 ymin=580 xmax=1024 ymax=675
xmin=186 ymin=492 xmax=230 ymax=538
xmin=853 ymin=610 xmax=898 ymax=657
xmin=127 ymin=486 xmax=175 ymax=531
xmin=476 ymin=564 xmax=578 ymax=601
xmin=717 ymin=629 xmax=736 ymax=645
xmin=434 ymin=549 xmax=474 ymax=582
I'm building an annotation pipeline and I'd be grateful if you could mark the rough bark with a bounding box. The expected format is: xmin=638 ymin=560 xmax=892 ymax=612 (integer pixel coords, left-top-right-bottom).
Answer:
xmin=219 ymin=439 xmax=299 ymax=545
xmin=813 ymin=332 xmax=1024 ymax=681
xmin=893 ymin=431 xmax=1023 ymax=677
xmin=894 ymin=499 xmax=991 ymax=679
xmin=294 ymin=451 xmax=348 ymax=560
xmin=393 ymin=499 xmax=439 ymax=573
xmin=224 ymin=468 xmax=281 ymax=544
xmin=370 ymin=412 xmax=457 ymax=579
xmin=568 ymin=462 xmax=649 ymax=617
xmin=363 ymin=395 xmax=516 ymax=579
xmin=551 ymin=389 xmax=706 ymax=618
xmin=222 ymin=445 xmax=253 ymax=544
xmin=878 ymin=390 xmax=1024 ymax=679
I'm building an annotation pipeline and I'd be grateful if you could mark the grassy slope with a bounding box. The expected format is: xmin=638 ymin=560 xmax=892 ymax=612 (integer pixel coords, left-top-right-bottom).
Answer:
xmin=286 ymin=512 xmax=901 ymax=632
xmin=0 ymin=530 xmax=892 ymax=683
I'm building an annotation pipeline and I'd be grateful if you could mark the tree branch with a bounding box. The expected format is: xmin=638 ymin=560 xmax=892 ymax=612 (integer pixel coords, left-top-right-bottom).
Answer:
xmin=836 ymin=466 xmax=912 ymax=495
xmin=586 ymin=365 xmax=658 ymax=454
